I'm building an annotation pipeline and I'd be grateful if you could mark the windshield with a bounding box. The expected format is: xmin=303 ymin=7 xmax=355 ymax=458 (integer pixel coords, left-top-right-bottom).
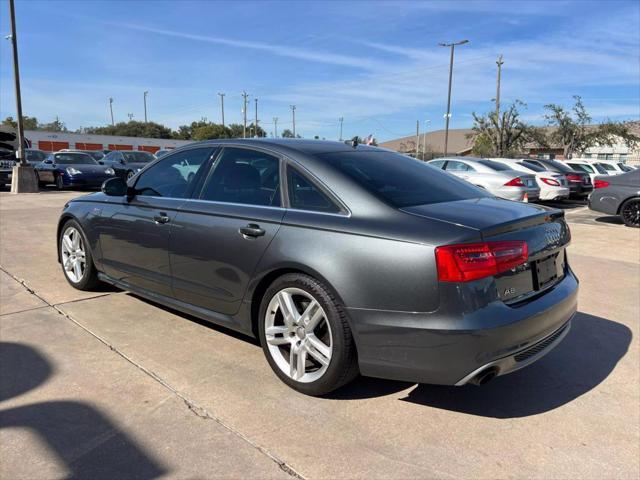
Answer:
xmin=569 ymin=163 xmax=594 ymax=173
xmin=546 ymin=160 xmax=576 ymax=173
xmin=477 ymin=160 xmax=512 ymax=171
xmin=84 ymin=151 xmax=104 ymax=161
xmin=591 ymin=163 xmax=609 ymax=174
xmin=316 ymin=150 xmax=489 ymax=207
xmin=53 ymin=153 xmax=97 ymax=165
xmin=123 ymin=152 xmax=154 ymax=163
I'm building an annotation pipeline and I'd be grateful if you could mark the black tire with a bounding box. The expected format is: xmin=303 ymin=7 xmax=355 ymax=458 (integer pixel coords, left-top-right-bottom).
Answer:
xmin=59 ymin=219 xmax=101 ymax=290
xmin=620 ymin=198 xmax=640 ymax=228
xmin=34 ymin=171 xmax=43 ymax=187
xmin=55 ymin=174 xmax=64 ymax=190
xmin=258 ymin=273 xmax=359 ymax=396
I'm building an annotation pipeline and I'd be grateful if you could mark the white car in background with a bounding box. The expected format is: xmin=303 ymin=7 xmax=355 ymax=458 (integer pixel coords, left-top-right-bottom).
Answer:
xmin=489 ymin=158 xmax=570 ymax=201
xmin=558 ymin=159 xmax=609 ymax=183
xmin=428 ymin=157 xmax=540 ymax=202
xmin=585 ymin=159 xmax=631 ymax=175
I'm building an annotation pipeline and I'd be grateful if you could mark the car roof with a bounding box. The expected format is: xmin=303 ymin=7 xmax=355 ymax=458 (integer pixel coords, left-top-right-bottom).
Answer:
xmin=194 ymin=138 xmax=383 ymax=156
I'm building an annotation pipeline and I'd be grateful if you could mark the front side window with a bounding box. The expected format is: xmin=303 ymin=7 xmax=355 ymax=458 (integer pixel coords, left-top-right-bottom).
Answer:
xmin=134 ymin=147 xmax=213 ymax=198
xmin=316 ymin=150 xmax=488 ymax=208
xmin=123 ymin=151 xmax=155 ymax=163
xmin=200 ymin=147 xmax=281 ymax=207
xmin=288 ymin=167 xmax=340 ymax=213
xmin=429 ymin=160 xmax=445 ymax=169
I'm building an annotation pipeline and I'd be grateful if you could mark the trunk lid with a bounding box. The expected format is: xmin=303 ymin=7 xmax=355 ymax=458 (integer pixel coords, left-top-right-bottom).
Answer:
xmin=402 ymin=197 xmax=570 ymax=303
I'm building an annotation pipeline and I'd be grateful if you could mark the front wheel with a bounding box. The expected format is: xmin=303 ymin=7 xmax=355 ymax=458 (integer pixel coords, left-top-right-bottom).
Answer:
xmin=620 ymin=198 xmax=640 ymax=228
xmin=258 ymin=273 xmax=358 ymax=396
xmin=126 ymin=170 xmax=135 ymax=180
xmin=55 ymin=174 xmax=65 ymax=190
xmin=59 ymin=220 xmax=100 ymax=289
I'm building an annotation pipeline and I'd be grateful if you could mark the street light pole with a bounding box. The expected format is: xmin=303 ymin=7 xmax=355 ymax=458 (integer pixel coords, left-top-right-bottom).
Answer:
xmin=7 ymin=0 xmax=37 ymax=192
xmin=273 ymin=117 xmax=278 ymax=137
xmin=241 ymin=91 xmax=249 ymax=138
xmin=290 ymin=105 xmax=296 ymax=137
xmin=495 ymin=54 xmax=504 ymax=118
xmin=109 ymin=97 xmax=114 ymax=126
xmin=439 ymin=39 xmax=468 ymax=155
xmin=218 ymin=92 xmax=225 ymax=127
xmin=339 ymin=117 xmax=344 ymax=141
xmin=143 ymin=91 xmax=148 ymax=123
xmin=254 ymin=97 xmax=259 ymax=137
xmin=422 ymin=119 xmax=431 ymax=160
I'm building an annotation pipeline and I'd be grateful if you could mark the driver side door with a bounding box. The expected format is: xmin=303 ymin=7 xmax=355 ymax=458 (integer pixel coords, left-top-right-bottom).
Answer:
xmin=97 ymin=147 xmax=216 ymax=296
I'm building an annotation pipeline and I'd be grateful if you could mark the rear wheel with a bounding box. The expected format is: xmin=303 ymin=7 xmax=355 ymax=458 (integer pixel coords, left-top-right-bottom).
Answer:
xmin=126 ymin=170 xmax=135 ymax=180
xmin=59 ymin=219 xmax=100 ymax=289
xmin=258 ymin=273 xmax=358 ymax=395
xmin=620 ymin=198 xmax=640 ymax=228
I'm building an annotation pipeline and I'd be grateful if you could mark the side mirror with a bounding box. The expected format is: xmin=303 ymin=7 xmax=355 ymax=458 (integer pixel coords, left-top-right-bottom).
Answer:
xmin=98 ymin=160 xmax=104 ymax=165
xmin=44 ymin=159 xmax=53 ymax=164
xmin=101 ymin=177 xmax=130 ymax=197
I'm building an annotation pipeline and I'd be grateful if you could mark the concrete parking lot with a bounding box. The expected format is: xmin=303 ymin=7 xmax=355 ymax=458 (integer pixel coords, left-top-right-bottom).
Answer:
xmin=1 ymin=190 xmax=638 ymax=479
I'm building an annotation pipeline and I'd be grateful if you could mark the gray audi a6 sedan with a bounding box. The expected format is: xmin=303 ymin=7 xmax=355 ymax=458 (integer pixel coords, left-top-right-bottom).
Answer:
xmin=57 ymin=139 xmax=578 ymax=395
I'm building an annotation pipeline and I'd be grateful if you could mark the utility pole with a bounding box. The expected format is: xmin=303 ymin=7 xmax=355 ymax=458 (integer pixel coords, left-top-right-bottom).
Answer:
xmin=416 ymin=120 xmax=420 ymax=157
xmin=143 ymin=90 xmax=148 ymax=122
xmin=273 ymin=117 xmax=278 ymax=137
xmin=439 ymin=39 xmax=469 ymax=155
xmin=495 ymin=54 xmax=504 ymax=118
xmin=8 ymin=0 xmax=37 ymax=192
xmin=109 ymin=97 xmax=114 ymax=125
xmin=339 ymin=117 xmax=344 ymax=141
xmin=127 ymin=113 xmax=134 ymax=121
xmin=218 ymin=92 xmax=225 ymax=127
xmin=241 ymin=91 xmax=249 ymax=138
xmin=290 ymin=105 xmax=296 ymax=137
xmin=422 ymin=119 xmax=431 ymax=160
xmin=254 ymin=97 xmax=259 ymax=137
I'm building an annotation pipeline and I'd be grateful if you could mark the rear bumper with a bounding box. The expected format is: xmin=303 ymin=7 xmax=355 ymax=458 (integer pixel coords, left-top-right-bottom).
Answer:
xmin=569 ymin=183 xmax=593 ymax=196
xmin=539 ymin=187 xmax=570 ymax=201
xmin=496 ymin=187 xmax=541 ymax=202
xmin=348 ymin=268 xmax=578 ymax=385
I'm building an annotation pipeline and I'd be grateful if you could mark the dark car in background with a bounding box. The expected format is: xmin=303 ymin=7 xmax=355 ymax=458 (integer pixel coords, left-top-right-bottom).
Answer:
xmin=35 ymin=151 xmax=116 ymax=189
xmin=589 ymin=169 xmax=640 ymax=227
xmin=523 ymin=159 xmax=593 ymax=197
xmin=102 ymin=150 xmax=156 ymax=180
xmin=56 ymin=140 xmax=577 ymax=395
xmin=25 ymin=148 xmax=47 ymax=164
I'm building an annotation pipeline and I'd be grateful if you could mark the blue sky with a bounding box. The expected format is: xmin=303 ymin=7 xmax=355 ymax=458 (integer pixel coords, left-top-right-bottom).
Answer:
xmin=1 ymin=0 xmax=639 ymax=141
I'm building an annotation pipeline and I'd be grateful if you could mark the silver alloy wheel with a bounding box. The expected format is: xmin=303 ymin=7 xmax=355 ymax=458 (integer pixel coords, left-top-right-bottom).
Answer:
xmin=126 ymin=170 xmax=134 ymax=180
xmin=265 ymin=287 xmax=333 ymax=383
xmin=61 ymin=227 xmax=86 ymax=283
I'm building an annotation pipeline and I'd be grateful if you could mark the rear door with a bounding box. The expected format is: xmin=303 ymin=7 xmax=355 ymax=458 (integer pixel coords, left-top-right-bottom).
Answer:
xmin=168 ymin=146 xmax=285 ymax=315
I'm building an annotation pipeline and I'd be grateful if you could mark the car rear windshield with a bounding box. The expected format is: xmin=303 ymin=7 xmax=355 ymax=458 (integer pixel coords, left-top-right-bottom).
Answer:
xmin=54 ymin=153 xmax=97 ymax=165
xmin=517 ymin=161 xmax=544 ymax=172
xmin=123 ymin=152 xmax=154 ymax=163
xmin=477 ymin=160 xmax=511 ymax=171
xmin=316 ymin=150 xmax=488 ymax=207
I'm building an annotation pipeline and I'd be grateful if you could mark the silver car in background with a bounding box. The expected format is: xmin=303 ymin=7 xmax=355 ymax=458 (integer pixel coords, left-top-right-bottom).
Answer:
xmin=490 ymin=158 xmax=570 ymax=201
xmin=428 ymin=157 xmax=540 ymax=202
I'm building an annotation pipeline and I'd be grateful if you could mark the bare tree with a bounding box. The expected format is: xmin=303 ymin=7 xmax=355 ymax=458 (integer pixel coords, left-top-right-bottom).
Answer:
xmin=471 ymin=100 xmax=532 ymax=157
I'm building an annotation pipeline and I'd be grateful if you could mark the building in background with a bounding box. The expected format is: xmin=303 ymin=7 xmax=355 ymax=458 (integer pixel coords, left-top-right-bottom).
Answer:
xmin=25 ymin=130 xmax=192 ymax=153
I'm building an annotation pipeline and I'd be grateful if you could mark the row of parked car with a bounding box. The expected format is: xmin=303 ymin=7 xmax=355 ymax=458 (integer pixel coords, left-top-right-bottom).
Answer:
xmin=427 ymin=156 xmax=636 ymax=203
xmin=0 ymin=148 xmax=172 ymax=189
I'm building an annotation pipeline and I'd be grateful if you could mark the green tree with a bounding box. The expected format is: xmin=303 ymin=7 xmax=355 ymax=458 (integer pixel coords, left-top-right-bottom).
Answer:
xmin=227 ymin=123 xmax=245 ymax=138
xmin=40 ymin=118 xmax=67 ymax=132
xmin=544 ymin=96 xmax=640 ymax=158
xmin=471 ymin=100 xmax=533 ymax=157
xmin=2 ymin=115 xmax=39 ymax=130
xmin=85 ymin=121 xmax=173 ymax=139
xmin=192 ymin=123 xmax=231 ymax=141
xmin=281 ymin=129 xmax=295 ymax=138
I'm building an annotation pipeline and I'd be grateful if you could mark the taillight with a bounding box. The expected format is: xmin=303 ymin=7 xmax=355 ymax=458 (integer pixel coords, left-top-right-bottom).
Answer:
xmin=541 ymin=177 xmax=560 ymax=186
xmin=435 ymin=241 xmax=529 ymax=282
xmin=594 ymin=179 xmax=610 ymax=189
xmin=504 ymin=177 xmax=525 ymax=187
xmin=566 ymin=173 xmax=582 ymax=182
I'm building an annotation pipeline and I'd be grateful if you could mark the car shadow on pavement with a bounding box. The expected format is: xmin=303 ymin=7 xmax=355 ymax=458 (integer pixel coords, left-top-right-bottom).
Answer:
xmin=0 ymin=341 xmax=168 ymax=479
xmin=399 ymin=312 xmax=631 ymax=418
xmin=594 ymin=215 xmax=623 ymax=225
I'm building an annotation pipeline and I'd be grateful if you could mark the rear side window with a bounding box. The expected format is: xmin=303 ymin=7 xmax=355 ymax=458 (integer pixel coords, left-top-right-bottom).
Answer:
xmin=517 ymin=161 xmax=544 ymax=172
xmin=288 ymin=167 xmax=340 ymax=213
xmin=316 ymin=150 xmax=488 ymax=208
xmin=200 ymin=147 xmax=281 ymax=207
xmin=477 ymin=160 xmax=511 ymax=171
xmin=569 ymin=163 xmax=593 ymax=173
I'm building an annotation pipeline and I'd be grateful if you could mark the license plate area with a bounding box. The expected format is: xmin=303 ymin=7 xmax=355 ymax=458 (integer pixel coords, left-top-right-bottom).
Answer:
xmin=534 ymin=253 xmax=562 ymax=289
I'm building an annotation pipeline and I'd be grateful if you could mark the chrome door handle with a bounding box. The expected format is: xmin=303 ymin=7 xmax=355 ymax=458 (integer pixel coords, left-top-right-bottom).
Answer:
xmin=153 ymin=212 xmax=170 ymax=224
xmin=239 ymin=223 xmax=265 ymax=238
